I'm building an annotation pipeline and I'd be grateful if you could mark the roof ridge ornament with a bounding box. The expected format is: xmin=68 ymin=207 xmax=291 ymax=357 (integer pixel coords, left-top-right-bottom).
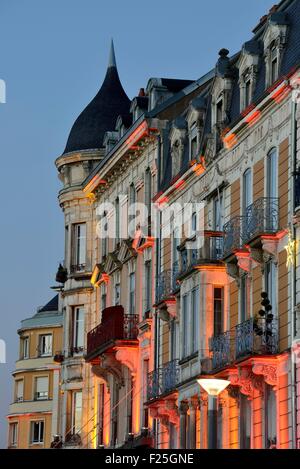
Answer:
xmin=108 ymin=38 xmax=117 ymax=68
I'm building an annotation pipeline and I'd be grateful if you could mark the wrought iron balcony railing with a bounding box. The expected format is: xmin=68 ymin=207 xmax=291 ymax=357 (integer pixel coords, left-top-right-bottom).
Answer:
xmin=86 ymin=306 xmax=139 ymax=360
xmin=209 ymin=316 xmax=278 ymax=370
xmin=147 ymin=359 xmax=180 ymax=401
xmin=156 ymin=264 xmax=179 ymax=303
xmin=243 ymin=197 xmax=279 ymax=243
xmin=235 ymin=317 xmax=278 ymax=360
xmin=179 ymin=232 xmax=224 ymax=275
xmin=223 ymin=216 xmax=245 ymax=257
xmin=210 ymin=331 xmax=232 ymax=370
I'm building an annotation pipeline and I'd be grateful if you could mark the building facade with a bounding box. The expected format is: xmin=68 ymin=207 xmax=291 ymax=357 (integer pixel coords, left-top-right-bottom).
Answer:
xmin=7 ymin=296 xmax=63 ymax=448
xmin=9 ymin=0 xmax=300 ymax=449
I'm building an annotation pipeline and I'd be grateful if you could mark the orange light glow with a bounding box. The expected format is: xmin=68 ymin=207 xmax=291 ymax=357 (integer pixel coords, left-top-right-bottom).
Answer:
xmin=245 ymin=109 xmax=261 ymax=127
xmin=83 ymin=174 xmax=107 ymax=194
xmin=174 ymin=179 xmax=186 ymax=190
xmin=156 ymin=196 xmax=169 ymax=208
xmin=223 ymin=133 xmax=238 ymax=149
xmin=192 ymin=162 xmax=205 ymax=176
xmin=271 ymin=84 xmax=290 ymax=104
xmin=124 ymin=121 xmax=148 ymax=150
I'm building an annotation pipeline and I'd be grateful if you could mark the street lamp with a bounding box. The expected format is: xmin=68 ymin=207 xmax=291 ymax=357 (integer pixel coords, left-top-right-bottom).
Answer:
xmin=197 ymin=378 xmax=230 ymax=449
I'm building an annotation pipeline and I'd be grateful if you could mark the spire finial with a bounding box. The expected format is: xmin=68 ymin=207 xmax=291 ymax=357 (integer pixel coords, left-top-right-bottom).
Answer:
xmin=108 ymin=39 xmax=117 ymax=68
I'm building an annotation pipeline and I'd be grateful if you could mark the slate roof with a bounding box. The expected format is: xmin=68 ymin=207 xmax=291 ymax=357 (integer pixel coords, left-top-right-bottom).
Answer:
xmin=19 ymin=295 xmax=63 ymax=331
xmin=63 ymin=40 xmax=131 ymax=154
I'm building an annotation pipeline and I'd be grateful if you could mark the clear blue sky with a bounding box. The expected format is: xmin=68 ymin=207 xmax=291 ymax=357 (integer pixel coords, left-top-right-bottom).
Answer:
xmin=0 ymin=0 xmax=274 ymax=447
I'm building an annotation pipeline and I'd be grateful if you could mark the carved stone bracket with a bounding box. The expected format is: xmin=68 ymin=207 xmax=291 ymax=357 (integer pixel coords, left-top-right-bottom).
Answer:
xmin=252 ymin=362 xmax=278 ymax=389
xmin=225 ymin=263 xmax=240 ymax=282
xmin=249 ymin=248 xmax=264 ymax=266
xmin=115 ymin=346 xmax=138 ymax=378
xmin=149 ymin=397 xmax=179 ymax=428
xmin=236 ymin=251 xmax=251 ymax=273
xmin=261 ymin=236 xmax=279 ymax=263
xmin=157 ymin=300 xmax=177 ymax=321
xmin=100 ymin=353 xmax=124 ymax=389
xmin=228 ymin=366 xmax=263 ymax=398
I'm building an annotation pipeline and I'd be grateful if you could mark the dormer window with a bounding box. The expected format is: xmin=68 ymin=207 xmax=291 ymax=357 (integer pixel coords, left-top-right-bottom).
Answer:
xmin=216 ymin=98 xmax=223 ymax=124
xmin=189 ymin=123 xmax=198 ymax=161
xmin=270 ymin=42 xmax=278 ymax=83
xmin=262 ymin=13 xmax=289 ymax=88
xmin=245 ymin=77 xmax=251 ymax=108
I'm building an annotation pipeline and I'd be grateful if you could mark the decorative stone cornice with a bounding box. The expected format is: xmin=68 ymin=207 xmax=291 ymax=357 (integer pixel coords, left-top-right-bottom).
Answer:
xmin=236 ymin=251 xmax=251 ymax=273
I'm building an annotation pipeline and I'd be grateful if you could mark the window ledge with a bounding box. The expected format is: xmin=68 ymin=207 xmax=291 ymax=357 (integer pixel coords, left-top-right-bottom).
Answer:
xmin=179 ymin=351 xmax=198 ymax=365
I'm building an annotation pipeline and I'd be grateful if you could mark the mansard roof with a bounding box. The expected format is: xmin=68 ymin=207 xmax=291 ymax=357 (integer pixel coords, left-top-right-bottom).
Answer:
xmin=19 ymin=295 xmax=63 ymax=332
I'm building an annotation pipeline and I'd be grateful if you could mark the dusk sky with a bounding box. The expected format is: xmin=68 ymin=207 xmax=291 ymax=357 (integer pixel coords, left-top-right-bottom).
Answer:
xmin=0 ymin=0 xmax=274 ymax=447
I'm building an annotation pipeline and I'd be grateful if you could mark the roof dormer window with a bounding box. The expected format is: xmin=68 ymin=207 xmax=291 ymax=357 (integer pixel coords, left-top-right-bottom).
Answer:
xmin=270 ymin=43 xmax=278 ymax=83
xmin=262 ymin=13 xmax=289 ymax=88
xmin=216 ymin=97 xmax=223 ymax=124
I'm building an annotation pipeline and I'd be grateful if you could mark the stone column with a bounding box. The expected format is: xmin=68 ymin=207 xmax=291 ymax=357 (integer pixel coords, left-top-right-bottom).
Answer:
xmin=179 ymin=401 xmax=189 ymax=449
xmin=188 ymin=397 xmax=198 ymax=449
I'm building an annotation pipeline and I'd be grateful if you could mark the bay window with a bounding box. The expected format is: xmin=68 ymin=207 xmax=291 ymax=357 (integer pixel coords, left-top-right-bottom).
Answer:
xmin=39 ymin=334 xmax=52 ymax=357
xmin=73 ymin=306 xmax=84 ymax=353
xmin=30 ymin=420 xmax=44 ymax=444
xmin=73 ymin=223 xmax=86 ymax=271
xmin=35 ymin=376 xmax=48 ymax=400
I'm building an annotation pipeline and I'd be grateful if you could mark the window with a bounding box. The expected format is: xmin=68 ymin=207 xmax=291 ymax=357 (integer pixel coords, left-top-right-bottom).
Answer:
xmin=39 ymin=334 xmax=52 ymax=357
xmin=9 ymin=423 xmax=18 ymax=447
xmin=216 ymin=98 xmax=223 ymax=123
xmin=145 ymin=169 xmax=152 ymax=235
xmin=101 ymin=284 xmax=107 ymax=312
xmin=267 ymin=148 xmax=278 ymax=199
xmin=240 ymin=394 xmax=251 ymax=448
xmin=114 ymin=279 xmax=120 ymax=306
xmin=191 ymin=212 xmax=197 ymax=235
xmin=71 ymin=391 xmax=82 ymax=434
xmin=73 ymin=307 xmax=84 ymax=352
xmin=213 ymin=194 xmax=224 ymax=231
xmin=144 ymin=261 xmax=152 ymax=314
xmin=170 ymin=319 xmax=177 ymax=361
xmin=129 ymin=272 xmax=135 ymax=315
xmin=265 ymin=384 xmax=277 ymax=448
xmin=213 ymin=287 xmax=224 ymax=337
xmin=101 ymin=212 xmax=108 ymax=259
xmin=240 ymin=276 xmax=250 ymax=323
xmin=115 ymin=198 xmax=120 ymax=244
xmin=189 ymin=124 xmax=198 ymax=161
xmin=182 ymin=294 xmax=189 ymax=358
xmin=22 ymin=336 xmax=29 ymax=359
xmin=73 ymin=223 xmax=86 ymax=269
xmin=15 ymin=380 xmax=24 ymax=403
xmin=245 ymin=77 xmax=251 ymax=108
xmin=265 ymin=261 xmax=277 ymax=316
xmin=270 ymin=43 xmax=278 ymax=84
xmin=242 ymin=168 xmax=252 ymax=214
xmin=30 ymin=420 xmax=44 ymax=444
xmin=191 ymin=288 xmax=199 ymax=354
xmin=35 ymin=376 xmax=48 ymax=400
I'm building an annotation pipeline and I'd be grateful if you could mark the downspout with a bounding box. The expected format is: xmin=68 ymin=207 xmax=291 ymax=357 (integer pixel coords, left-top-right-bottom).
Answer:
xmin=290 ymin=96 xmax=297 ymax=449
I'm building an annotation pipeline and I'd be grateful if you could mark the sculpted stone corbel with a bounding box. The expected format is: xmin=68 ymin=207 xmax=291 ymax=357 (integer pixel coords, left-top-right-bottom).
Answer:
xmin=236 ymin=252 xmax=251 ymax=273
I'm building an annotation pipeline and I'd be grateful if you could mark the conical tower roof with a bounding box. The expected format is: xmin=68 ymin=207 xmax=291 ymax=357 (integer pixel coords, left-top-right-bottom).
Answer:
xmin=63 ymin=40 xmax=130 ymax=154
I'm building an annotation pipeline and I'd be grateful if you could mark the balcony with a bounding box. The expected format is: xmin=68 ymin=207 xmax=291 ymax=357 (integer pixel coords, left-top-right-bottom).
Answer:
xmin=210 ymin=317 xmax=278 ymax=370
xmin=178 ymin=231 xmax=224 ymax=277
xmin=147 ymin=359 xmax=180 ymax=401
xmin=86 ymin=306 xmax=139 ymax=361
xmin=156 ymin=263 xmax=179 ymax=304
xmin=243 ymin=197 xmax=279 ymax=244
xmin=210 ymin=331 xmax=233 ymax=370
xmin=223 ymin=198 xmax=279 ymax=258
xmin=235 ymin=317 xmax=278 ymax=360
xmin=223 ymin=216 xmax=245 ymax=258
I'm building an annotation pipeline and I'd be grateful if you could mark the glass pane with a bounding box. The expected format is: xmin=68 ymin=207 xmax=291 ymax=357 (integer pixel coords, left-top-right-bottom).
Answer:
xmin=73 ymin=391 xmax=82 ymax=434
xmin=74 ymin=307 xmax=84 ymax=348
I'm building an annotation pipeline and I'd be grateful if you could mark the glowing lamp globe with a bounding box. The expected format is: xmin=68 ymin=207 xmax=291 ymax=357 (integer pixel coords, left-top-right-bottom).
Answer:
xmin=197 ymin=378 xmax=230 ymax=396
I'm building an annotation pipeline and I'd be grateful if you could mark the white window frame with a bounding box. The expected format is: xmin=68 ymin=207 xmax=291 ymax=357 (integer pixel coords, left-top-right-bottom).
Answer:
xmin=129 ymin=271 xmax=136 ymax=315
xmin=73 ymin=223 xmax=86 ymax=269
xmin=35 ymin=376 xmax=49 ymax=401
xmin=15 ymin=379 xmax=24 ymax=403
xmin=22 ymin=336 xmax=29 ymax=359
xmin=30 ymin=420 xmax=44 ymax=444
xmin=71 ymin=390 xmax=82 ymax=435
xmin=9 ymin=422 xmax=18 ymax=447
xmin=39 ymin=334 xmax=52 ymax=357
xmin=73 ymin=306 xmax=84 ymax=352
xmin=191 ymin=288 xmax=199 ymax=354
xmin=182 ymin=293 xmax=189 ymax=358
